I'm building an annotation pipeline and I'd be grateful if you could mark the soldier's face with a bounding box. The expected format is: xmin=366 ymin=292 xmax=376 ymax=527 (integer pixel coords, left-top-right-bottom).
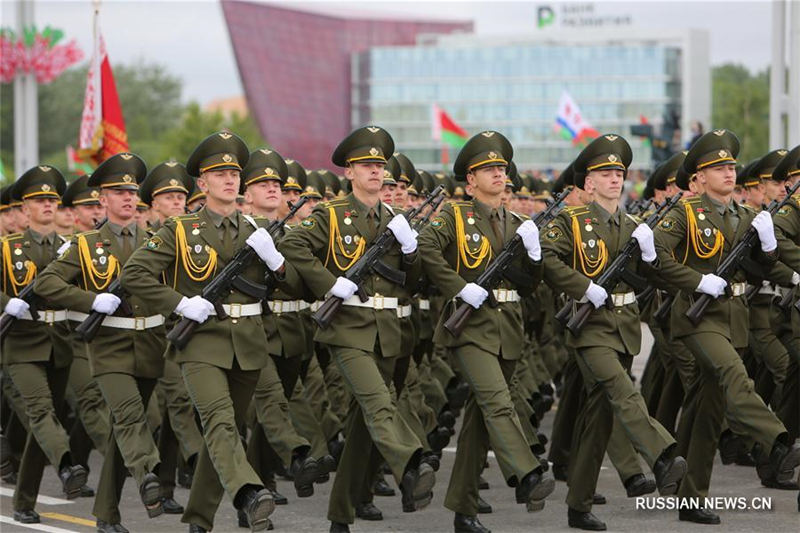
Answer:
xmin=245 ymin=180 xmax=282 ymax=213
xmin=1 ymin=209 xmax=17 ymax=234
xmin=199 ymin=169 xmax=241 ymax=204
xmin=380 ymin=184 xmax=396 ymax=204
xmin=152 ymin=191 xmax=187 ymax=219
xmin=698 ymin=164 xmax=736 ymax=196
xmin=744 ymin=183 xmax=765 ymax=206
xmin=297 ymin=197 xmax=319 ymax=219
xmin=665 ymin=182 xmax=681 ymax=197
xmin=764 ymin=179 xmax=787 ymax=202
xmin=585 ymin=169 xmax=624 ymax=202
xmin=99 ymin=189 xmax=137 ymax=221
xmin=532 ymin=199 xmax=548 ymax=214
xmin=12 ymin=207 xmax=29 ymax=230
xmin=22 ymin=197 xmax=58 ymax=225
xmin=54 ymin=206 xmax=74 ymax=230
xmin=394 ymin=182 xmax=408 ymax=207
xmin=346 ymin=162 xmax=385 ymax=195
xmin=74 ymin=204 xmax=106 ymax=230
xmin=467 ymin=165 xmax=506 ymax=196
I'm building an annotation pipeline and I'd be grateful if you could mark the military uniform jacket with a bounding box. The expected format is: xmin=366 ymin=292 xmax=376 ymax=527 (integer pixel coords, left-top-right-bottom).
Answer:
xmin=34 ymin=223 xmax=166 ymax=378
xmin=257 ymin=220 xmax=308 ymax=359
xmin=278 ymin=193 xmax=420 ymax=358
xmin=119 ymin=207 xmax=279 ymax=371
xmin=542 ymin=201 xmax=647 ymax=355
xmin=653 ymin=193 xmax=777 ymax=348
xmin=417 ymin=199 xmax=542 ymax=358
xmin=1 ymin=229 xmax=72 ymax=367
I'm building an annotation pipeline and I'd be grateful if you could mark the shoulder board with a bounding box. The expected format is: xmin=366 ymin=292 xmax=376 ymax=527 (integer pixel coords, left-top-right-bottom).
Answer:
xmin=566 ymin=208 xmax=590 ymax=218
xmin=250 ymin=214 xmax=268 ymax=221
xmin=384 ymin=203 xmax=396 ymax=216
xmin=740 ymin=204 xmax=757 ymax=214
xmin=625 ymin=213 xmax=641 ymax=224
xmin=78 ymin=229 xmax=101 ymax=237
xmin=322 ymin=200 xmax=348 ymax=208
xmin=682 ymin=196 xmax=702 ymax=205
xmin=57 ymin=234 xmax=69 ymax=244
xmin=509 ymin=211 xmax=528 ymax=221
xmin=2 ymin=232 xmax=24 ymax=242
xmin=170 ymin=214 xmax=200 ymax=223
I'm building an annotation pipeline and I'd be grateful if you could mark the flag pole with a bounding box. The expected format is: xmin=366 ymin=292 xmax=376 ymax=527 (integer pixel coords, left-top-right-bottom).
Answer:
xmin=13 ymin=0 xmax=37 ymax=177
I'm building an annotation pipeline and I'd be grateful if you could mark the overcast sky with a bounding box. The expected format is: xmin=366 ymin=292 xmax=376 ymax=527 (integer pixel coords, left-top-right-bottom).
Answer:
xmin=3 ymin=0 xmax=776 ymax=104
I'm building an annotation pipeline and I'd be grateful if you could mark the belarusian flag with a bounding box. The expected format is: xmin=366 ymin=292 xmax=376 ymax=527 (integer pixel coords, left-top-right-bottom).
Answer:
xmin=78 ymin=7 xmax=128 ymax=164
xmin=66 ymin=145 xmax=94 ymax=175
xmin=431 ymin=104 xmax=469 ymax=149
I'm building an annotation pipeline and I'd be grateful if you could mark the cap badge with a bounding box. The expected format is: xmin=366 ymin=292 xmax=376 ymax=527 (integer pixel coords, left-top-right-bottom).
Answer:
xmin=222 ymin=154 xmax=233 ymax=163
xmin=38 ymin=165 xmax=51 ymax=172
xmin=260 ymin=149 xmax=272 ymax=155
xmin=718 ymin=150 xmax=728 ymax=158
xmin=169 ymin=179 xmax=179 ymax=186
xmin=165 ymin=161 xmax=178 ymax=167
xmin=305 ymin=186 xmax=314 ymax=192
xmin=219 ymin=132 xmax=232 ymax=140
xmin=604 ymin=135 xmax=618 ymax=141
xmin=608 ymin=154 xmax=618 ymax=162
xmin=91 ymin=190 xmax=100 ymax=198
xmin=120 ymin=153 xmax=133 ymax=160
xmin=285 ymin=159 xmax=294 ymax=164
xmin=366 ymin=126 xmax=380 ymax=133
xmin=713 ymin=129 xmax=725 ymax=136
xmin=488 ymin=151 xmax=497 ymax=160
xmin=123 ymin=174 xmax=133 ymax=183
xmin=481 ymin=131 xmax=495 ymax=138
xmin=288 ymin=177 xmax=296 ymax=184
xmin=41 ymin=184 xmax=51 ymax=192
xmin=778 ymin=150 xmax=788 ymax=156
xmin=369 ymin=147 xmax=379 ymax=157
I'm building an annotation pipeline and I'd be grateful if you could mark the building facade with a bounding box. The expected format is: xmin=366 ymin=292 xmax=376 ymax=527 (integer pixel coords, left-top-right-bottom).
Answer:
xmin=353 ymin=29 xmax=710 ymax=171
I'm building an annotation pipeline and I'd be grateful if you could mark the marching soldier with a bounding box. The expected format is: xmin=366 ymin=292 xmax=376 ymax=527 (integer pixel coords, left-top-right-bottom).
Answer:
xmin=35 ymin=153 xmax=168 ymax=532
xmin=541 ymin=134 xmax=686 ymax=530
xmin=1 ymin=166 xmax=86 ymax=524
xmin=279 ymin=125 xmax=435 ymax=533
xmin=419 ymin=130 xmax=556 ymax=533
xmin=120 ymin=132 xmax=284 ymax=532
xmin=653 ymin=130 xmax=800 ymax=524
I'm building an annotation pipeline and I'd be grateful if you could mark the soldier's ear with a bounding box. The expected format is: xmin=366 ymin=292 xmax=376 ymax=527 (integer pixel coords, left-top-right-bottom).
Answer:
xmin=197 ymin=176 xmax=209 ymax=194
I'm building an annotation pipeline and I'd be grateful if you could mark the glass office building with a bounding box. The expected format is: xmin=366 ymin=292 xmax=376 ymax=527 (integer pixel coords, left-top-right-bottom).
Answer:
xmin=352 ymin=29 xmax=709 ymax=171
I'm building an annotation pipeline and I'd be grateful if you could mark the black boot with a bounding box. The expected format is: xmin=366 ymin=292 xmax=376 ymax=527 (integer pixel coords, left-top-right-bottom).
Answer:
xmin=592 ymin=493 xmax=606 ymax=505
xmin=478 ymin=475 xmax=490 ymax=490
xmin=59 ymin=464 xmax=88 ymax=500
xmin=552 ymin=463 xmax=568 ymax=482
xmin=355 ymin=501 xmax=383 ymax=521
xmin=236 ymin=486 xmax=275 ymax=532
xmin=329 ymin=522 xmax=350 ymax=533
xmin=162 ymin=496 xmax=185 ymax=514
xmin=427 ymin=426 xmax=452 ymax=452
xmin=188 ymin=525 xmax=207 ymax=533
xmin=373 ymin=477 xmax=396 ymax=496
xmin=13 ymin=510 xmax=40 ymax=524
xmin=139 ymin=472 xmax=163 ymax=518
xmin=270 ymin=488 xmax=288 ymax=505
xmin=653 ymin=451 xmax=686 ymax=496
xmin=624 ymin=473 xmax=656 ymax=497
xmin=767 ymin=439 xmax=800 ymax=483
xmin=477 ymin=496 xmax=492 ymax=514
xmin=679 ymin=508 xmax=721 ymax=524
xmin=400 ymin=462 xmax=436 ymax=512
xmin=454 ymin=512 xmax=491 ymax=533
xmin=290 ymin=452 xmax=320 ymax=497
xmin=97 ymin=520 xmax=130 ymax=533
xmin=515 ymin=468 xmax=555 ymax=505
xmin=568 ymin=508 xmax=607 ymax=530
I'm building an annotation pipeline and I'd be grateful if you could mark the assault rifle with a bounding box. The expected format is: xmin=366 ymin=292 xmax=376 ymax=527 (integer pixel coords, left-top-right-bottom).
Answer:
xmin=442 ymin=188 xmax=569 ymax=337
xmin=687 ymin=181 xmax=800 ymax=325
xmin=555 ymin=192 xmax=683 ymax=336
xmin=166 ymin=197 xmax=308 ymax=349
xmin=312 ymin=185 xmax=444 ymax=329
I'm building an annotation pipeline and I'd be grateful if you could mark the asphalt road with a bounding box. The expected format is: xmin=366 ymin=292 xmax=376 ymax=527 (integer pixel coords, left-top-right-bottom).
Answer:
xmin=2 ymin=326 xmax=799 ymax=532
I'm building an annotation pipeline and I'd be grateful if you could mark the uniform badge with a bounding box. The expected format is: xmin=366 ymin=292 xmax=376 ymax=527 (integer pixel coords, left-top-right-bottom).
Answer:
xmin=545 ymin=227 xmax=562 ymax=241
xmin=192 ymin=228 xmax=200 ymax=235
xmin=99 ymin=255 xmax=107 ymax=265
xmin=585 ymin=224 xmax=593 ymax=232
xmin=14 ymin=248 xmax=22 ymax=256
xmin=15 ymin=261 xmax=23 ymax=270
xmin=146 ymin=236 xmax=162 ymax=250
xmin=344 ymin=235 xmax=352 ymax=245
xmin=194 ymin=244 xmax=203 ymax=254
xmin=96 ymin=247 xmax=104 ymax=255
xmin=430 ymin=217 xmax=444 ymax=228
xmin=588 ymin=239 xmax=596 ymax=248
xmin=704 ymin=228 xmax=712 ymax=237
xmin=353 ymin=235 xmax=360 ymax=244
xmin=659 ymin=218 xmax=674 ymax=231
xmin=778 ymin=206 xmax=790 ymax=216
xmin=467 ymin=217 xmax=475 ymax=225
xmin=344 ymin=217 xmax=352 ymax=225
xmin=472 ymin=233 xmax=480 ymax=242
xmin=301 ymin=219 xmax=315 ymax=229
xmin=698 ymin=213 xmax=706 ymax=220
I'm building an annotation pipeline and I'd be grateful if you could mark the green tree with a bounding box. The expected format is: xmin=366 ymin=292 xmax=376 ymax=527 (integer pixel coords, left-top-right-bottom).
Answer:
xmin=712 ymin=64 xmax=769 ymax=163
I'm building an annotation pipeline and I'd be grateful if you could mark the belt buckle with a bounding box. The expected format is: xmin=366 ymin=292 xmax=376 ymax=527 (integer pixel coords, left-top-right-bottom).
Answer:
xmin=496 ymin=288 xmax=506 ymax=302
xmin=373 ymin=295 xmax=385 ymax=310
xmin=134 ymin=317 xmax=146 ymax=330
xmin=612 ymin=294 xmax=623 ymax=307
xmin=229 ymin=303 xmax=242 ymax=318
xmin=273 ymin=301 xmax=283 ymax=314
xmin=43 ymin=310 xmax=56 ymax=324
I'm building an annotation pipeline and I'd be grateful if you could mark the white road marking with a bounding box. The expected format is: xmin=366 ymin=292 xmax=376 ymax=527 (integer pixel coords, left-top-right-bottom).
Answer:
xmin=0 ymin=515 xmax=80 ymax=533
xmin=0 ymin=488 xmax=74 ymax=506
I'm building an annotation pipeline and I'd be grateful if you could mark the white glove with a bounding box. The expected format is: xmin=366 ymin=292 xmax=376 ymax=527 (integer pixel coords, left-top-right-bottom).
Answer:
xmin=751 ymin=211 xmax=777 ymax=252
xmin=91 ymin=293 xmax=121 ymax=314
xmin=457 ymin=282 xmax=488 ymax=309
xmin=631 ymin=223 xmax=657 ymax=263
xmin=387 ymin=214 xmax=418 ymax=254
xmin=175 ymin=295 xmax=215 ymax=323
xmin=3 ymin=297 xmax=30 ymax=318
xmin=696 ymin=273 xmax=727 ymax=298
xmin=792 ymin=272 xmax=800 ymax=286
xmin=515 ymin=220 xmax=541 ymax=261
xmin=584 ymin=281 xmax=608 ymax=309
xmin=328 ymin=277 xmax=358 ymax=300
xmin=246 ymin=228 xmax=284 ymax=271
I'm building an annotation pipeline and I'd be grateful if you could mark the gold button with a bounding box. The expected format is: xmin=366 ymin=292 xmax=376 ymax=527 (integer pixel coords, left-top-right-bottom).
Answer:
xmin=232 ymin=319 xmax=238 ymax=324
xmin=616 ymin=309 xmax=622 ymax=314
